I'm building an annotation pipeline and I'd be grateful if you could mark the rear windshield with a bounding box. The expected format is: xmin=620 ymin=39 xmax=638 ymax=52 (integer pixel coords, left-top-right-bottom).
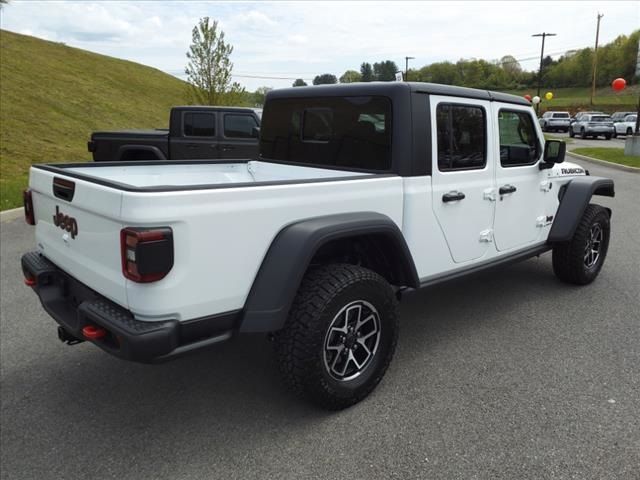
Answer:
xmin=590 ymin=116 xmax=611 ymax=122
xmin=552 ymin=113 xmax=570 ymax=118
xmin=260 ymin=96 xmax=392 ymax=171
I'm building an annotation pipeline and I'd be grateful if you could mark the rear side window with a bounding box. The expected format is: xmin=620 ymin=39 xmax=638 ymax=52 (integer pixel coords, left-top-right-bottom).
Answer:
xmin=436 ymin=104 xmax=486 ymax=171
xmin=260 ymin=96 xmax=392 ymax=171
xmin=224 ymin=114 xmax=258 ymax=138
xmin=184 ymin=113 xmax=215 ymax=137
xmin=498 ymin=110 xmax=540 ymax=167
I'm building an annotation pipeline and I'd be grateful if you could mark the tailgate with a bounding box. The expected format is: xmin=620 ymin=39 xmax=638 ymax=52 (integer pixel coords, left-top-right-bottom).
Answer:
xmin=29 ymin=167 xmax=127 ymax=308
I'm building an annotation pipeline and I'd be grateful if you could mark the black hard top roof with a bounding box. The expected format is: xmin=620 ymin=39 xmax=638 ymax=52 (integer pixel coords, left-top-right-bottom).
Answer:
xmin=172 ymin=105 xmax=257 ymax=112
xmin=266 ymin=81 xmax=530 ymax=106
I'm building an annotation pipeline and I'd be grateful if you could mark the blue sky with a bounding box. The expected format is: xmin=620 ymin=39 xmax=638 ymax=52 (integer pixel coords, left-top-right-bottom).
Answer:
xmin=1 ymin=1 xmax=638 ymax=90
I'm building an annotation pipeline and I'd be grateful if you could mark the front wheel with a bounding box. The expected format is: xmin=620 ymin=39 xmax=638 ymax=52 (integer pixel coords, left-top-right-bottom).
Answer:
xmin=627 ymin=128 xmax=633 ymax=136
xmin=274 ymin=264 xmax=399 ymax=410
xmin=580 ymin=128 xmax=588 ymax=139
xmin=569 ymin=128 xmax=575 ymax=138
xmin=552 ymin=204 xmax=610 ymax=285
xmin=604 ymin=133 xmax=612 ymax=140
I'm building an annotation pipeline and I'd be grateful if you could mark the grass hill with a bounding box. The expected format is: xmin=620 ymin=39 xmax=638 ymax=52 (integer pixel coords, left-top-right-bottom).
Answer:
xmin=507 ymin=86 xmax=639 ymax=113
xmin=0 ymin=29 xmax=188 ymax=210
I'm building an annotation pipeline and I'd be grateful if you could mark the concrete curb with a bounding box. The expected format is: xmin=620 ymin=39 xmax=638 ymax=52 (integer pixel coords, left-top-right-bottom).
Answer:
xmin=567 ymin=151 xmax=640 ymax=174
xmin=0 ymin=207 xmax=24 ymax=223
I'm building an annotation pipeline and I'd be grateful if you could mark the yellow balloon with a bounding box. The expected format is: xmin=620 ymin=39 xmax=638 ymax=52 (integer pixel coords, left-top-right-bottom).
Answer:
xmin=545 ymin=92 xmax=553 ymax=100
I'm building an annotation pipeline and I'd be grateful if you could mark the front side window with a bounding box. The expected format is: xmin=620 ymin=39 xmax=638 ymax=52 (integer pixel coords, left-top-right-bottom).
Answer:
xmin=224 ymin=114 xmax=258 ymax=138
xmin=436 ymin=104 xmax=486 ymax=171
xmin=184 ymin=113 xmax=215 ymax=137
xmin=260 ymin=96 xmax=392 ymax=171
xmin=498 ymin=110 xmax=540 ymax=167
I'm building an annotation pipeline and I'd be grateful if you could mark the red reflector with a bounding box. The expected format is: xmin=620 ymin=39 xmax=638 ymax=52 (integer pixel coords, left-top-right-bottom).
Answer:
xmin=82 ymin=325 xmax=106 ymax=340
xmin=23 ymin=189 xmax=35 ymax=225
xmin=24 ymin=277 xmax=36 ymax=287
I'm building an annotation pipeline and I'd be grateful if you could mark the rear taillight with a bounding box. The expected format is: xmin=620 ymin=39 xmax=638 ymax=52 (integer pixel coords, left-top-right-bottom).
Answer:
xmin=23 ymin=189 xmax=35 ymax=225
xmin=120 ymin=227 xmax=174 ymax=283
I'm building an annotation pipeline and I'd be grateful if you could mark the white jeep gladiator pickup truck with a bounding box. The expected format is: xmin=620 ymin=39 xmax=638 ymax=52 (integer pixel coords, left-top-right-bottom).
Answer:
xmin=21 ymin=83 xmax=614 ymax=409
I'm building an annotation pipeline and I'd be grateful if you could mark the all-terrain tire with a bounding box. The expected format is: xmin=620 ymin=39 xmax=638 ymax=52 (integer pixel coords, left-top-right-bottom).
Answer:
xmin=552 ymin=204 xmax=610 ymax=285
xmin=274 ymin=264 xmax=399 ymax=410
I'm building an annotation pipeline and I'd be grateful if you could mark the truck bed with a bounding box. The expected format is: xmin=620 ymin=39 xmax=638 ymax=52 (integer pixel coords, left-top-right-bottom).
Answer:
xmin=28 ymin=160 xmax=402 ymax=321
xmin=36 ymin=160 xmax=374 ymax=190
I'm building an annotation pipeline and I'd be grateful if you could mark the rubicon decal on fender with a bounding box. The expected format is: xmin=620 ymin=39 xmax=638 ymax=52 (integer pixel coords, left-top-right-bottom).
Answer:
xmin=53 ymin=206 xmax=78 ymax=239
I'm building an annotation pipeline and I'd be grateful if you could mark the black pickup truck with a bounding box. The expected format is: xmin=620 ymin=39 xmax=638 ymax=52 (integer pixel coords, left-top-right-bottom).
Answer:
xmin=88 ymin=106 xmax=261 ymax=161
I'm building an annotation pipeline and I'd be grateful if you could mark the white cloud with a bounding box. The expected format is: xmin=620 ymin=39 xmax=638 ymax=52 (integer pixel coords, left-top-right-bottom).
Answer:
xmin=1 ymin=0 xmax=638 ymax=90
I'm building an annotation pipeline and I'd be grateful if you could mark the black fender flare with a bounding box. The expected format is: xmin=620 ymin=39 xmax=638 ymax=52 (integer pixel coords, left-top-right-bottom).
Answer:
xmin=239 ymin=212 xmax=419 ymax=333
xmin=117 ymin=145 xmax=166 ymax=161
xmin=548 ymin=176 xmax=614 ymax=243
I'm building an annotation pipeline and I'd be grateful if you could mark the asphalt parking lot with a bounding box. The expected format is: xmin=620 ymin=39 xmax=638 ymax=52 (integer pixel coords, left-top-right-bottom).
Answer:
xmin=546 ymin=130 xmax=629 ymax=151
xmin=1 ymin=160 xmax=638 ymax=480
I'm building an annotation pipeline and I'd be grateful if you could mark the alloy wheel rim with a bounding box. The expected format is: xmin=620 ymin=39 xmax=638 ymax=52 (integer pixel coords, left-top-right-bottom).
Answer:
xmin=584 ymin=223 xmax=603 ymax=268
xmin=323 ymin=300 xmax=381 ymax=381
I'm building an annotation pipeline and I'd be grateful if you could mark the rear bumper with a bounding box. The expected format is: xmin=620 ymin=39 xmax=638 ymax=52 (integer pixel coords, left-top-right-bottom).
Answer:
xmin=21 ymin=251 xmax=237 ymax=363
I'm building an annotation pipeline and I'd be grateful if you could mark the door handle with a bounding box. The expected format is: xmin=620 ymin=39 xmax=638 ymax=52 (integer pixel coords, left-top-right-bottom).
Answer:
xmin=499 ymin=184 xmax=517 ymax=195
xmin=219 ymin=144 xmax=235 ymax=152
xmin=442 ymin=191 xmax=466 ymax=203
xmin=185 ymin=144 xmax=199 ymax=149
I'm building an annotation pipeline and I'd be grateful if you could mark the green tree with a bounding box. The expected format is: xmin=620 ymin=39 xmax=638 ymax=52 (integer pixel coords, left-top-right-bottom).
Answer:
xmin=185 ymin=17 xmax=245 ymax=105
xmin=339 ymin=70 xmax=362 ymax=83
xmin=251 ymin=86 xmax=272 ymax=106
xmin=360 ymin=62 xmax=374 ymax=82
xmin=292 ymin=78 xmax=308 ymax=87
xmin=373 ymin=60 xmax=399 ymax=81
xmin=313 ymin=73 xmax=338 ymax=85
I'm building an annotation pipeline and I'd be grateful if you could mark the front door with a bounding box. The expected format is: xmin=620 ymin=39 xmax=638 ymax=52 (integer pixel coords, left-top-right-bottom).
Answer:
xmin=218 ymin=112 xmax=260 ymax=159
xmin=170 ymin=111 xmax=220 ymax=160
xmin=493 ymin=106 xmax=547 ymax=251
xmin=430 ymin=97 xmax=495 ymax=263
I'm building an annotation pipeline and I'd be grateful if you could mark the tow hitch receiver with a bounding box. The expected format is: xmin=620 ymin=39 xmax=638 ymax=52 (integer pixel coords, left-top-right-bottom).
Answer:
xmin=57 ymin=326 xmax=83 ymax=345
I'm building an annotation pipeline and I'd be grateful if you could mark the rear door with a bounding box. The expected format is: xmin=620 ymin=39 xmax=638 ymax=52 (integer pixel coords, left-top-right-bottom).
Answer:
xmin=430 ymin=96 xmax=496 ymax=263
xmin=170 ymin=111 xmax=220 ymax=160
xmin=28 ymin=168 xmax=127 ymax=307
xmin=219 ymin=112 xmax=260 ymax=159
xmin=493 ymin=105 xmax=547 ymax=251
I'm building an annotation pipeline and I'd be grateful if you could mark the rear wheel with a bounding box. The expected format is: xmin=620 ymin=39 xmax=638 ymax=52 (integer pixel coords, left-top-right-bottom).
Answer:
xmin=552 ymin=204 xmax=610 ymax=285
xmin=274 ymin=264 xmax=399 ymax=410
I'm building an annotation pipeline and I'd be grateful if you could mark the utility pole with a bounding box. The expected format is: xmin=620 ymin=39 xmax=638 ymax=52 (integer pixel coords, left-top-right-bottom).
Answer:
xmin=532 ymin=32 xmax=556 ymax=114
xmin=405 ymin=56 xmax=414 ymax=81
xmin=590 ymin=13 xmax=604 ymax=106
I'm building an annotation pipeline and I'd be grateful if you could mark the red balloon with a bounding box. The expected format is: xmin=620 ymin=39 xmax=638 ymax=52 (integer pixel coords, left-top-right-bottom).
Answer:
xmin=612 ymin=78 xmax=626 ymax=91
xmin=524 ymin=94 xmax=532 ymax=102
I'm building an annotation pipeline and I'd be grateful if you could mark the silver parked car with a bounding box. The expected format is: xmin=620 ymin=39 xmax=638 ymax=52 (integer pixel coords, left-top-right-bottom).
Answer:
xmin=570 ymin=114 xmax=614 ymax=140
xmin=539 ymin=111 xmax=571 ymax=132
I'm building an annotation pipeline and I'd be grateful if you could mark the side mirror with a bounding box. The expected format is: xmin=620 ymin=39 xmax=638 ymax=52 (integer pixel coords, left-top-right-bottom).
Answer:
xmin=252 ymin=126 xmax=260 ymax=138
xmin=539 ymin=139 xmax=566 ymax=170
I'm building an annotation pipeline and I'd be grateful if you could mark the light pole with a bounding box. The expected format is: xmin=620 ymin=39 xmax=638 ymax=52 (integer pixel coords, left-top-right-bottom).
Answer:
xmin=590 ymin=13 xmax=604 ymax=106
xmin=405 ymin=56 xmax=415 ymax=81
xmin=532 ymin=32 xmax=556 ymax=114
